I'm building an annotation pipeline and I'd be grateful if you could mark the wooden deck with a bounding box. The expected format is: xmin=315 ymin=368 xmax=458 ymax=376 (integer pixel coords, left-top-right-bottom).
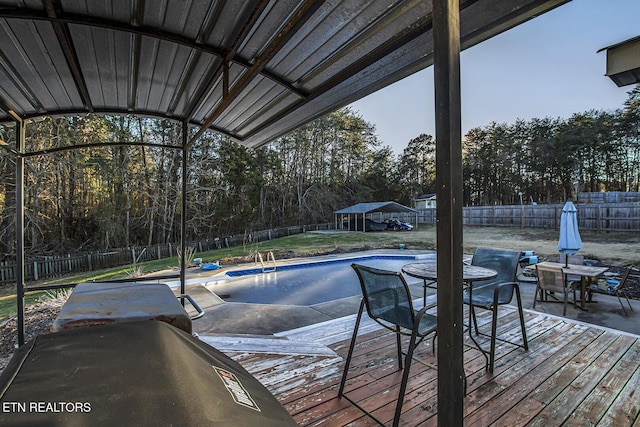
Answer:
xmin=200 ymin=299 xmax=640 ymax=426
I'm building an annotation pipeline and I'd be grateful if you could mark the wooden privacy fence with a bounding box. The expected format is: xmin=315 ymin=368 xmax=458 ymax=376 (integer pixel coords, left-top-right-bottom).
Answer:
xmin=578 ymin=191 xmax=640 ymax=204
xmin=415 ymin=202 xmax=640 ymax=231
xmin=0 ymin=223 xmax=332 ymax=286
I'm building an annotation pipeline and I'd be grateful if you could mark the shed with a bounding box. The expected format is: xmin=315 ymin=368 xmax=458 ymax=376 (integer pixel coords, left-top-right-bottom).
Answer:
xmin=334 ymin=202 xmax=417 ymax=232
xmin=415 ymin=193 xmax=437 ymax=209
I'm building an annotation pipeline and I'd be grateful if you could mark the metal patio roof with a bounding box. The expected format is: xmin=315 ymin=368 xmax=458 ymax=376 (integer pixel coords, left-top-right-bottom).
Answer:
xmin=0 ymin=0 xmax=569 ymax=150
xmin=2 ymin=1 xmax=575 ymax=421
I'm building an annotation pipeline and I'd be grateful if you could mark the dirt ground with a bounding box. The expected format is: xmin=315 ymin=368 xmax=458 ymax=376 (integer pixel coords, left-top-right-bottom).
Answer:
xmin=0 ymin=297 xmax=66 ymax=373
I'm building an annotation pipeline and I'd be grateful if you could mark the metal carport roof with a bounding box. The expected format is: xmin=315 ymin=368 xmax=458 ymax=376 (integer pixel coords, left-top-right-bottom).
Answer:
xmin=335 ymin=201 xmax=416 ymax=215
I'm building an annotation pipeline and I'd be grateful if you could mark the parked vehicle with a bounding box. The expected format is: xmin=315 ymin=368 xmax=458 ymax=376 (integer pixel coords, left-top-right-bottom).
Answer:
xmin=341 ymin=218 xmax=413 ymax=231
xmin=342 ymin=218 xmax=388 ymax=231
xmin=384 ymin=218 xmax=413 ymax=231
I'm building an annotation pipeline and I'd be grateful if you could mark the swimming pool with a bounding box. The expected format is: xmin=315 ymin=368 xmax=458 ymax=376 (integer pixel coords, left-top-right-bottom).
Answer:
xmin=205 ymin=254 xmax=434 ymax=306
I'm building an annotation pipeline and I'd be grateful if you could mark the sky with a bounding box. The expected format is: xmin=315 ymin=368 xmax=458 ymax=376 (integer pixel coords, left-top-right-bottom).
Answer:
xmin=349 ymin=0 xmax=640 ymax=154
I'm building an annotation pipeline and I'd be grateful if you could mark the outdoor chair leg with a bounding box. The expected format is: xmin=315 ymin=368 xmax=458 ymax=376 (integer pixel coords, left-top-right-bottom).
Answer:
xmin=393 ymin=328 xmax=420 ymax=427
xmin=395 ymin=326 xmax=403 ymax=370
xmin=623 ymin=291 xmax=634 ymax=312
xmin=489 ymin=305 xmax=499 ymax=373
xmin=615 ymin=293 xmax=629 ymax=316
xmin=470 ymin=305 xmax=480 ymax=335
xmin=488 ymin=286 xmax=529 ymax=373
xmin=338 ymin=300 xmax=365 ymax=397
xmin=514 ymin=286 xmax=529 ymax=351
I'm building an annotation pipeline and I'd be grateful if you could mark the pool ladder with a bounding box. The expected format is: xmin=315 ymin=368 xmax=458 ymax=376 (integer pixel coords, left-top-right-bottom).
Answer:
xmin=254 ymin=251 xmax=277 ymax=272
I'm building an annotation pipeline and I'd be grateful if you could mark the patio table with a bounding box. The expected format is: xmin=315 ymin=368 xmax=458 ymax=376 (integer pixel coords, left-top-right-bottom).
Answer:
xmin=402 ymin=261 xmax=498 ymax=370
xmin=533 ymin=261 xmax=609 ymax=310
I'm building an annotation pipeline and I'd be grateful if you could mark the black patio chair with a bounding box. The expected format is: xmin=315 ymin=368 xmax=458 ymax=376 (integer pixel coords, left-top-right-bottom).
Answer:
xmin=463 ymin=248 xmax=528 ymax=373
xmin=338 ymin=263 xmax=437 ymax=427
xmin=588 ymin=266 xmax=635 ymax=316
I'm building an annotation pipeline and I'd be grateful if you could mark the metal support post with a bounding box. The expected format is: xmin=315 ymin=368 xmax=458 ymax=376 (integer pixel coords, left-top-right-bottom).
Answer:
xmin=433 ymin=0 xmax=464 ymax=425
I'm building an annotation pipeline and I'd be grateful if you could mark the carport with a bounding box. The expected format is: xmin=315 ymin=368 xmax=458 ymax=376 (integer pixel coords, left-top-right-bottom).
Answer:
xmin=335 ymin=201 xmax=417 ymax=232
xmin=0 ymin=1 xmax=571 ymax=422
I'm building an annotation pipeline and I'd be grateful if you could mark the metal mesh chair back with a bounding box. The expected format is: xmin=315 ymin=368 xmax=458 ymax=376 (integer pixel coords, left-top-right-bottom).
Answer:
xmin=588 ymin=266 xmax=635 ymax=316
xmin=351 ymin=263 xmax=415 ymax=331
xmin=617 ymin=267 xmax=633 ymax=291
xmin=470 ymin=248 xmax=520 ymax=304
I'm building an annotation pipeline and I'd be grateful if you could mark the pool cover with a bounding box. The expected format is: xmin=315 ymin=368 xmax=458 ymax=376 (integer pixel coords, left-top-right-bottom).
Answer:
xmin=0 ymin=321 xmax=296 ymax=426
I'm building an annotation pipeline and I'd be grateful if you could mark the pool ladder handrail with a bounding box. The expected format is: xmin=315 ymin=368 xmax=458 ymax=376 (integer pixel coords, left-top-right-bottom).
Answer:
xmin=254 ymin=251 xmax=277 ymax=272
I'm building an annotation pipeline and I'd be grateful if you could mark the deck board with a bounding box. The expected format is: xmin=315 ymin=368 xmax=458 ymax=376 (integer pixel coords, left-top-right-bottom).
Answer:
xmin=199 ymin=305 xmax=640 ymax=426
xmin=563 ymin=340 xmax=640 ymax=426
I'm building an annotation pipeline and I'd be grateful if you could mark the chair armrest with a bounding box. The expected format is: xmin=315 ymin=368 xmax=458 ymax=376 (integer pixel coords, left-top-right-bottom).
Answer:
xmin=492 ymin=281 xmax=519 ymax=305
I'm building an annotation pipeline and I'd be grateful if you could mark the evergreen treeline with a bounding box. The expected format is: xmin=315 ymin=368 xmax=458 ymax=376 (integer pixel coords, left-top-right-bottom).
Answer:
xmin=1 ymin=86 xmax=639 ymax=256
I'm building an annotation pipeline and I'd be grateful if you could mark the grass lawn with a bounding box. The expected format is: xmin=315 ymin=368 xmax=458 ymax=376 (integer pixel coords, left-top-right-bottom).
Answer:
xmin=2 ymin=225 xmax=639 ymax=322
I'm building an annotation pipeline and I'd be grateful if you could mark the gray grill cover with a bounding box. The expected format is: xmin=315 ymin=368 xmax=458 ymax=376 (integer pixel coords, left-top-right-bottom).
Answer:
xmin=0 ymin=321 xmax=297 ymax=426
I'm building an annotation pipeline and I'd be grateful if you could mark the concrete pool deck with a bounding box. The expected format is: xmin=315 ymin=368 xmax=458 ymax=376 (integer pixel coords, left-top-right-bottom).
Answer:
xmin=165 ymin=249 xmax=640 ymax=337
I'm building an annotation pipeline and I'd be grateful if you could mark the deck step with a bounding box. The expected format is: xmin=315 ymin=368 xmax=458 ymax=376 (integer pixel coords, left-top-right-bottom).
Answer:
xmin=198 ymin=334 xmax=338 ymax=356
xmin=275 ymin=314 xmax=380 ymax=345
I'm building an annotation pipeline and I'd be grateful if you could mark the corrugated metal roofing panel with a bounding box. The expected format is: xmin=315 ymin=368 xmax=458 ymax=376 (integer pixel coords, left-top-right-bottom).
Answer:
xmin=0 ymin=0 xmax=570 ymax=150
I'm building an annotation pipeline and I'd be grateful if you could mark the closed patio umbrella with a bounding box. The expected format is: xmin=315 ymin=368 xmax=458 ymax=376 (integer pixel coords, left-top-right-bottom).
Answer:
xmin=558 ymin=201 xmax=582 ymax=266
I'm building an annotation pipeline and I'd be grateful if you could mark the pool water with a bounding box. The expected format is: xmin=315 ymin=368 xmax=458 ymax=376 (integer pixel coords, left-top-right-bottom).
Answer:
xmin=206 ymin=255 xmax=431 ymax=306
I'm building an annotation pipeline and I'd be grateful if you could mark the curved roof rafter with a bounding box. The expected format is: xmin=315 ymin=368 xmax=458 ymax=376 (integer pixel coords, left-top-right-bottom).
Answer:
xmin=188 ymin=0 xmax=324 ymax=147
xmin=42 ymin=0 xmax=93 ymax=113
xmin=0 ymin=4 xmax=306 ymax=122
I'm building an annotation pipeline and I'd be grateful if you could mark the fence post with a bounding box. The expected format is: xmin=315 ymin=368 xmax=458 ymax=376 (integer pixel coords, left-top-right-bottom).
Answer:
xmin=33 ymin=261 xmax=38 ymax=281
xmin=597 ymin=204 xmax=602 ymax=233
